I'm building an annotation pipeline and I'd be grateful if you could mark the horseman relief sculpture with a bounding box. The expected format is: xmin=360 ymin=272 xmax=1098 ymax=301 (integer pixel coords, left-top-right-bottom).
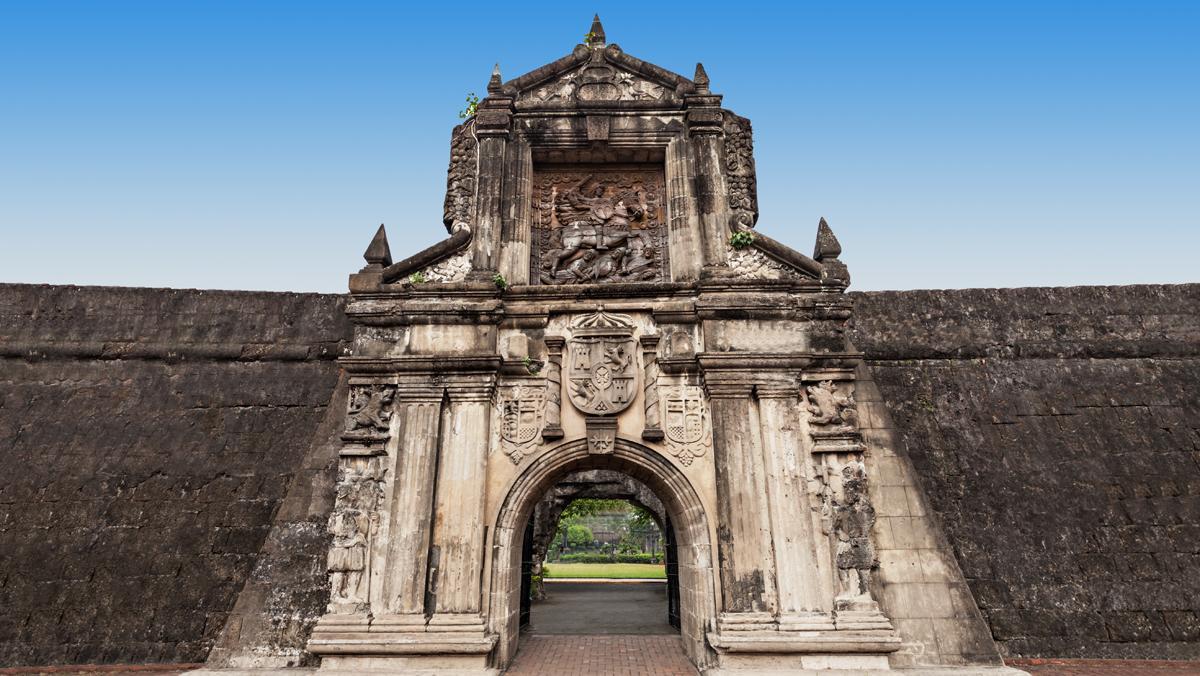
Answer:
xmin=531 ymin=168 xmax=668 ymax=284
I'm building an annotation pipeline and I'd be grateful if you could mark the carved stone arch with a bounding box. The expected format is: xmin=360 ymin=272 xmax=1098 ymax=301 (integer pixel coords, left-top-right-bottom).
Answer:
xmin=486 ymin=437 xmax=718 ymax=671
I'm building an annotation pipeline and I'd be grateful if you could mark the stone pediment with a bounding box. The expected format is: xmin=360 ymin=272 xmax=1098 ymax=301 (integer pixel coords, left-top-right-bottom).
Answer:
xmin=499 ymin=17 xmax=695 ymax=110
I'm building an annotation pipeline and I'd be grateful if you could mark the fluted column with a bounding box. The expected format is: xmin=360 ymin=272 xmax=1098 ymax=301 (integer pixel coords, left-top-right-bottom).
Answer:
xmin=757 ymin=382 xmax=833 ymax=628
xmin=705 ymin=377 xmax=778 ymax=616
xmin=428 ymin=377 xmax=495 ymax=622
xmin=378 ymin=386 xmax=444 ymax=618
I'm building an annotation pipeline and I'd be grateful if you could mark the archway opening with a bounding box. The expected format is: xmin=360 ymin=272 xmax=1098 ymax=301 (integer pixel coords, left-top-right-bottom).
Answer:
xmin=487 ymin=439 xmax=716 ymax=671
xmin=524 ymin=490 xmax=675 ymax=635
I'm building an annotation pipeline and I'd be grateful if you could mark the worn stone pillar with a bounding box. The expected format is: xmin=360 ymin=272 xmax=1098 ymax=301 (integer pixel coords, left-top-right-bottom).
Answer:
xmin=428 ymin=377 xmax=495 ymax=626
xmin=641 ymin=334 xmax=663 ymax=440
xmin=685 ymin=66 xmax=730 ymax=271
xmin=705 ymin=377 xmax=778 ymax=618
xmin=542 ymin=337 xmax=564 ymax=440
xmin=757 ymin=381 xmax=834 ymax=630
xmin=378 ymin=385 xmax=444 ymax=619
xmin=499 ymin=139 xmax=532 ymax=284
xmin=665 ymin=138 xmax=703 ymax=281
xmin=469 ymin=91 xmax=514 ymax=276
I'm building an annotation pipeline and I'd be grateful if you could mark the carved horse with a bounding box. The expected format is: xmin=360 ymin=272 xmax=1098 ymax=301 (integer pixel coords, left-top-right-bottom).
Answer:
xmin=551 ymin=223 xmax=631 ymax=275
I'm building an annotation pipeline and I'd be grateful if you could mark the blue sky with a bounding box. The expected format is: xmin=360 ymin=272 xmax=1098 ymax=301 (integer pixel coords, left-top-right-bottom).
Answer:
xmin=1 ymin=1 xmax=1196 ymax=292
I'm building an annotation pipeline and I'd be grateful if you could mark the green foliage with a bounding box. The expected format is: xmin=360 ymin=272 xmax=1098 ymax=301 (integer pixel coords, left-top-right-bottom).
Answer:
xmin=522 ymin=356 xmax=542 ymax=374
xmin=559 ymin=498 xmax=629 ymax=523
xmin=408 ymin=271 xmax=427 ymax=285
xmin=565 ymin=523 xmax=593 ymax=547
xmin=554 ymin=552 xmax=663 ymax=564
xmin=492 ymin=273 xmax=508 ymax=290
xmin=543 ymin=562 xmax=666 ymax=579
xmin=458 ymin=92 xmax=480 ymax=119
xmin=729 ymin=230 xmax=755 ymax=250
xmin=581 ymin=31 xmax=597 ymax=47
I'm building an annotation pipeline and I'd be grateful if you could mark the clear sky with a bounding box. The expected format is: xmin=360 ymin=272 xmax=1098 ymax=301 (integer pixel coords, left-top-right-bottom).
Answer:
xmin=1 ymin=1 xmax=1196 ymax=292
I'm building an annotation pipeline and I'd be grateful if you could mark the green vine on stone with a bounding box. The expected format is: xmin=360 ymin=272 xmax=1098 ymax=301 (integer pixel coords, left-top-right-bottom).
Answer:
xmin=492 ymin=273 xmax=508 ymax=291
xmin=581 ymin=31 xmax=597 ymax=47
xmin=408 ymin=271 xmax=427 ymax=285
xmin=522 ymin=356 xmax=543 ymax=375
xmin=729 ymin=230 xmax=755 ymax=250
xmin=458 ymin=92 xmax=480 ymax=119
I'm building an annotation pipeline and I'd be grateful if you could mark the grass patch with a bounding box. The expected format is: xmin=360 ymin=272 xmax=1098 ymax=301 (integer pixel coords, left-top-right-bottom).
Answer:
xmin=543 ymin=562 xmax=666 ymax=579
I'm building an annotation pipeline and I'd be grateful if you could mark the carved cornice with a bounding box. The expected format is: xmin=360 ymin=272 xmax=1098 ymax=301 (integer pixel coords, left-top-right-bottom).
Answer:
xmin=339 ymin=355 xmax=503 ymax=376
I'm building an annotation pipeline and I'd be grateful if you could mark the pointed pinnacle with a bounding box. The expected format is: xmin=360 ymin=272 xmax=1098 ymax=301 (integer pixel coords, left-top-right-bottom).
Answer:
xmin=813 ymin=217 xmax=842 ymax=261
xmin=364 ymin=224 xmax=392 ymax=267
xmin=693 ymin=63 xmax=710 ymax=92
xmin=488 ymin=63 xmax=503 ymax=94
xmin=588 ymin=14 xmax=606 ymax=47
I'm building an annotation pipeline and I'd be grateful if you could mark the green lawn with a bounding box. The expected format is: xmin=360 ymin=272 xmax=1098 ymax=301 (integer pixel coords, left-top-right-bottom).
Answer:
xmin=543 ymin=562 xmax=666 ymax=579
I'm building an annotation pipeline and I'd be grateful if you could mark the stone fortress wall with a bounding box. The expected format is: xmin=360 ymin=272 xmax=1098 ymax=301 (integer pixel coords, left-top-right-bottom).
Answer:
xmin=0 ymin=284 xmax=350 ymax=666
xmin=0 ymin=282 xmax=1195 ymax=666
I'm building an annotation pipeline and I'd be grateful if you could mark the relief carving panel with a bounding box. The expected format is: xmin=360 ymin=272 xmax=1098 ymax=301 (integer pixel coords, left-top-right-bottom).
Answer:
xmin=531 ymin=167 xmax=669 ymax=285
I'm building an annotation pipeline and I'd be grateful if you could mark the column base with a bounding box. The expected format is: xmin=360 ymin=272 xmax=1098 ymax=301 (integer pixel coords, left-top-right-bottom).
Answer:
xmin=307 ymin=613 xmax=497 ymax=675
xmin=706 ymin=611 xmax=901 ymax=674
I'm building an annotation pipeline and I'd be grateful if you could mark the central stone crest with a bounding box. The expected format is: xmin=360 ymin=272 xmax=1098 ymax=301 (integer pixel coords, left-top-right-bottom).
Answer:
xmin=567 ymin=309 xmax=638 ymax=415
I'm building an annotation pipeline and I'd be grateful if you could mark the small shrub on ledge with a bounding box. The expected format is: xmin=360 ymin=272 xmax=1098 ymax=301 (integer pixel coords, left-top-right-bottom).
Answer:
xmin=492 ymin=273 xmax=508 ymax=290
xmin=729 ymin=230 xmax=755 ymax=249
xmin=408 ymin=271 xmax=427 ymax=285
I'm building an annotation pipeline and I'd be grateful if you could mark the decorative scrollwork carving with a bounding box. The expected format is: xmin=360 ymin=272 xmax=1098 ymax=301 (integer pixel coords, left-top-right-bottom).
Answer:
xmin=804 ymin=380 xmax=858 ymax=433
xmin=442 ymin=120 xmax=478 ymax=230
xmin=327 ymin=457 xmax=387 ymax=612
xmin=345 ymin=385 xmax=396 ymax=433
xmin=723 ymin=112 xmax=758 ymax=230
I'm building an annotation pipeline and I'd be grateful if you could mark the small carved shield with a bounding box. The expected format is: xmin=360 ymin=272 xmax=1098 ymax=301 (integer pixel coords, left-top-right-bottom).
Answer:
xmin=566 ymin=310 xmax=638 ymax=416
xmin=500 ymin=385 xmax=545 ymax=446
xmin=664 ymin=386 xmax=706 ymax=446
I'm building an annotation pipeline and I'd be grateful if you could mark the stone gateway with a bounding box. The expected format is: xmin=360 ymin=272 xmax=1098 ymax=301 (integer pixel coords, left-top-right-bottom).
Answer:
xmin=188 ymin=17 xmax=1032 ymax=675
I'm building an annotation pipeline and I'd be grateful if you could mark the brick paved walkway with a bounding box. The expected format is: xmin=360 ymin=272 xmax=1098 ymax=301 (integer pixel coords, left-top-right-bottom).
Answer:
xmin=1009 ymin=658 xmax=1200 ymax=675
xmin=504 ymin=635 xmax=698 ymax=675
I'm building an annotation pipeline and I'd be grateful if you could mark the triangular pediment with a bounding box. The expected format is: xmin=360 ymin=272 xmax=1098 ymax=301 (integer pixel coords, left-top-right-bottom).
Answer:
xmin=499 ymin=18 xmax=695 ymax=109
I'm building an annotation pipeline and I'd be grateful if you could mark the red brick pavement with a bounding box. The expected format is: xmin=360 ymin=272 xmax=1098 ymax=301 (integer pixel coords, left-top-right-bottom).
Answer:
xmin=1008 ymin=658 xmax=1200 ymax=675
xmin=505 ymin=634 xmax=698 ymax=675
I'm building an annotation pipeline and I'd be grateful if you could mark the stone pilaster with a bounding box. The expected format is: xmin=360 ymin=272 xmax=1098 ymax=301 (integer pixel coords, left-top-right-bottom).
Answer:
xmin=468 ymin=93 xmax=513 ymax=277
xmin=541 ymin=337 xmax=564 ymax=440
xmin=378 ymin=385 xmax=444 ymax=618
xmin=665 ymin=138 xmax=702 ymax=281
xmin=757 ymin=381 xmax=834 ymax=630
xmin=685 ymin=82 xmax=730 ymax=271
xmin=704 ymin=376 xmax=778 ymax=616
xmin=640 ymin=335 xmax=663 ymax=441
xmin=428 ymin=377 xmax=495 ymax=622
xmin=499 ymin=139 xmax=532 ymax=284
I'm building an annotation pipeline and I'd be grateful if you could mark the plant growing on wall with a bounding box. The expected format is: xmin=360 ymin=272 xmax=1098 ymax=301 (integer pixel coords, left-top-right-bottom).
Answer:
xmin=408 ymin=271 xmax=427 ymax=285
xmin=492 ymin=273 xmax=508 ymax=290
xmin=458 ymin=93 xmax=480 ymax=119
xmin=730 ymin=230 xmax=755 ymax=249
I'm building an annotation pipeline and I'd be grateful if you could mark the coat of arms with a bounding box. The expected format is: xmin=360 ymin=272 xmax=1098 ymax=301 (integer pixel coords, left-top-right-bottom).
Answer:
xmin=567 ymin=309 xmax=638 ymax=416
xmin=661 ymin=385 xmax=711 ymax=466
xmin=498 ymin=384 xmax=545 ymax=464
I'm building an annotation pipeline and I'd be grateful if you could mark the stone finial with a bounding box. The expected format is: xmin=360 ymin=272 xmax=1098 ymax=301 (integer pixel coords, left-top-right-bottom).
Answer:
xmin=588 ymin=14 xmax=606 ymax=47
xmin=693 ymin=63 xmax=711 ymax=93
xmin=363 ymin=224 xmax=392 ymax=267
xmin=488 ymin=63 xmax=503 ymax=94
xmin=814 ymin=217 xmax=842 ymax=261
